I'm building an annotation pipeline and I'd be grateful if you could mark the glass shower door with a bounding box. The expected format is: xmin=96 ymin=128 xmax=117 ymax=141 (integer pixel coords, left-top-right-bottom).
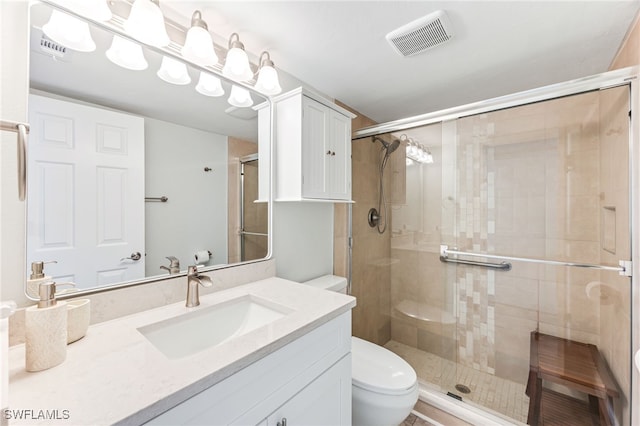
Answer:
xmin=240 ymin=156 xmax=268 ymax=262
xmin=441 ymin=85 xmax=632 ymax=424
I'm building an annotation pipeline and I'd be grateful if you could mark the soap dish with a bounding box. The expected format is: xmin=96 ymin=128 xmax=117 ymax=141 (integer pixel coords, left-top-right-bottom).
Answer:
xmin=67 ymin=299 xmax=90 ymax=344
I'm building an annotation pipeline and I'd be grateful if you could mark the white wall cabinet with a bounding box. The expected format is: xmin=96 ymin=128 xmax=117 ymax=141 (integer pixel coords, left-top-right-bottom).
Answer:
xmin=146 ymin=312 xmax=352 ymax=425
xmin=270 ymin=88 xmax=355 ymax=202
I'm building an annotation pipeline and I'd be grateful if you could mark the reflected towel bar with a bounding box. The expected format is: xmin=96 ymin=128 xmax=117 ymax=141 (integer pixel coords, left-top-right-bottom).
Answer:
xmin=145 ymin=196 xmax=168 ymax=202
xmin=239 ymin=231 xmax=268 ymax=237
xmin=439 ymin=245 xmax=632 ymax=276
xmin=1 ymin=120 xmax=29 ymax=201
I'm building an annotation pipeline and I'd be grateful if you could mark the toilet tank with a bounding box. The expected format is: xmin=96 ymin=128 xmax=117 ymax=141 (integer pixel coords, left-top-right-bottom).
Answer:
xmin=302 ymin=275 xmax=348 ymax=294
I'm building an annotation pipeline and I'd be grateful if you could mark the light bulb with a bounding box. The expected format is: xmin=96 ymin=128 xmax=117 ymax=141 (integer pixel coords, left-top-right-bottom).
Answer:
xmin=222 ymin=35 xmax=253 ymax=82
xmin=124 ymin=0 xmax=170 ymax=47
xmin=196 ymin=72 xmax=224 ymax=97
xmin=106 ymin=36 xmax=148 ymax=70
xmin=43 ymin=10 xmax=96 ymax=52
xmin=181 ymin=11 xmax=217 ymax=66
xmin=255 ymin=64 xmax=282 ymax=95
xmin=157 ymin=56 xmax=191 ymax=85
xmin=228 ymin=85 xmax=253 ymax=108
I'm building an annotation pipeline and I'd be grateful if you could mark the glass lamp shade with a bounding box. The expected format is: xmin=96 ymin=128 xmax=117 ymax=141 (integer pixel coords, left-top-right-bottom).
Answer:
xmin=43 ymin=10 xmax=96 ymax=52
xmin=181 ymin=26 xmax=218 ymax=66
xmin=157 ymin=56 xmax=191 ymax=85
xmin=222 ymin=48 xmax=253 ymax=81
xmin=106 ymin=36 xmax=148 ymax=70
xmin=60 ymin=0 xmax=112 ymax=21
xmin=196 ymin=72 xmax=224 ymax=97
xmin=254 ymin=65 xmax=282 ymax=95
xmin=425 ymin=152 xmax=434 ymax=164
xmin=228 ymin=85 xmax=254 ymax=108
xmin=124 ymin=0 xmax=170 ymax=47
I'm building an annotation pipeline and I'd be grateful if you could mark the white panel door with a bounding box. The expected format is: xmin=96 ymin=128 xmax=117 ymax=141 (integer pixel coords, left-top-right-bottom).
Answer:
xmin=326 ymin=110 xmax=351 ymax=200
xmin=301 ymin=97 xmax=328 ymax=199
xmin=27 ymin=94 xmax=145 ymax=290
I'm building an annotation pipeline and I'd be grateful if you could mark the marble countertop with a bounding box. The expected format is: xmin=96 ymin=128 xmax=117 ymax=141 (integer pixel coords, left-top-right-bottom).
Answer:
xmin=7 ymin=277 xmax=356 ymax=425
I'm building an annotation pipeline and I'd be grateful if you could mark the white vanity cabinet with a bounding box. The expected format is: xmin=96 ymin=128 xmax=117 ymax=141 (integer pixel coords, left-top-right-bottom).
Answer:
xmin=146 ymin=312 xmax=352 ymax=425
xmin=270 ymin=88 xmax=356 ymax=202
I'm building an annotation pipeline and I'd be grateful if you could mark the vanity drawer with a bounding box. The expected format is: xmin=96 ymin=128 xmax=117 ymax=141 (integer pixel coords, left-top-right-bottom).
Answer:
xmin=146 ymin=312 xmax=351 ymax=425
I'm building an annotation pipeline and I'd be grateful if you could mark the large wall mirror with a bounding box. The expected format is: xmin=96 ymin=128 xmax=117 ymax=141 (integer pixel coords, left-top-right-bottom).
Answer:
xmin=25 ymin=2 xmax=271 ymax=298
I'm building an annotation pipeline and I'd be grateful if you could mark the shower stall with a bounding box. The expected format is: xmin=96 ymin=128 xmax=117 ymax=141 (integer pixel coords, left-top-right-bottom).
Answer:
xmin=348 ymin=67 xmax=639 ymax=425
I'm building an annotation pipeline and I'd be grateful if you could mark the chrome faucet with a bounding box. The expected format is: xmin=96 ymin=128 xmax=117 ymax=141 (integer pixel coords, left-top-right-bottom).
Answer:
xmin=160 ymin=256 xmax=180 ymax=274
xmin=186 ymin=265 xmax=213 ymax=307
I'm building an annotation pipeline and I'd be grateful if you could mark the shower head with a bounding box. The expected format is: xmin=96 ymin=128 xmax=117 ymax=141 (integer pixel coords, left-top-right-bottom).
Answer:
xmin=373 ymin=136 xmax=401 ymax=155
xmin=387 ymin=139 xmax=401 ymax=154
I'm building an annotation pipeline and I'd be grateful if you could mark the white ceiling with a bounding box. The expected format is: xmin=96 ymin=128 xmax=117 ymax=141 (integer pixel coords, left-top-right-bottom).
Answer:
xmin=162 ymin=0 xmax=640 ymax=124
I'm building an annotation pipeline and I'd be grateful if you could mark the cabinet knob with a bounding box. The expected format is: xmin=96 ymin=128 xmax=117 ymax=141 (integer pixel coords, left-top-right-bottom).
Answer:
xmin=326 ymin=150 xmax=336 ymax=156
xmin=277 ymin=418 xmax=287 ymax=426
xmin=326 ymin=150 xmax=332 ymax=155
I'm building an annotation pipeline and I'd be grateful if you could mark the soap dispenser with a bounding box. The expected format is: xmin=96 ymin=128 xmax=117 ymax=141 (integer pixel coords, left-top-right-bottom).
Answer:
xmin=26 ymin=261 xmax=57 ymax=299
xmin=25 ymin=281 xmax=67 ymax=372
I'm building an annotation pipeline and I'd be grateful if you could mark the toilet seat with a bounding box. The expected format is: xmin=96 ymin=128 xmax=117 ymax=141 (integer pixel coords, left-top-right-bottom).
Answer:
xmin=351 ymin=336 xmax=417 ymax=396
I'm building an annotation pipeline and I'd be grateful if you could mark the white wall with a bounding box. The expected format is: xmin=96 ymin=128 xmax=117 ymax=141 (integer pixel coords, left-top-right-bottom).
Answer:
xmin=0 ymin=0 xmax=29 ymax=418
xmin=144 ymin=118 xmax=228 ymax=275
xmin=272 ymin=202 xmax=334 ymax=283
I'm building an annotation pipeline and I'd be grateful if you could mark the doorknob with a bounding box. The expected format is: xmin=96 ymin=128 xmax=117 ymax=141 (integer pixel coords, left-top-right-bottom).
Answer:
xmin=121 ymin=252 xmax=142 ymax=261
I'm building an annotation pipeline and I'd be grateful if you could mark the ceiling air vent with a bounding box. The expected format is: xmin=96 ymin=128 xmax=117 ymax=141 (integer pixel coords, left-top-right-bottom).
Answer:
xmin=30 ymin=27 xmax=71 ymax=61
xmin=386 ymin=10 xmax=454 ymax=57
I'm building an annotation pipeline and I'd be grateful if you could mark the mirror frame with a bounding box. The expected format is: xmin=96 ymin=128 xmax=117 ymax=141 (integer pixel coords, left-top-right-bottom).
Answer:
xmin=26 ymin=0 xmax=274 ymax=299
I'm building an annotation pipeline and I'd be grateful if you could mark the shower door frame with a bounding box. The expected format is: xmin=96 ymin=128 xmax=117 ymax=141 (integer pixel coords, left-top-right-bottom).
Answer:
xmin=352 ymin=66 xmax=640 ymax=425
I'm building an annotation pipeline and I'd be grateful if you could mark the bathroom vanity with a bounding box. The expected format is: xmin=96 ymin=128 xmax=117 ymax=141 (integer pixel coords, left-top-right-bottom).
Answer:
xmin=7 ymin=278 xmax=355 ymax=425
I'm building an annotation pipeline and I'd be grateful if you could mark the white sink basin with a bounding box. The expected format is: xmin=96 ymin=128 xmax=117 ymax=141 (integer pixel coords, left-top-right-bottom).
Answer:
xmin=138 ymin=295 xmax=292 ymax=359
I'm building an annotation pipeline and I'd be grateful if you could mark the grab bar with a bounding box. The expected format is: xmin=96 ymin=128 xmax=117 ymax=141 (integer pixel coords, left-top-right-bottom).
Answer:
xmin=440 ymin=245 xmax=632 ymax=276
xmin=1 ymin=120 xmax=29 ymax=201
xmin=439 ymin=254 xmax=511 ymax=271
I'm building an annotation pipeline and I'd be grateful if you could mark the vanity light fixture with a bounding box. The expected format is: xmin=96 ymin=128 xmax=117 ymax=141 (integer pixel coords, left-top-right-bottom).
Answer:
xmin=254 ymin=51 xmax=282 ymax=95
xmin=228 ymin=85 xmax=254 ymax=108
xmin=405 ymin=136 xmax=434 ymax=164
xmin=222 ymin=33 xmax=254 ymax=82
xmin=124 ymin=0 xmax=170 ymax=48
xmin=157 ymin=56 xmax=191 ymax=85
xmin=106 ymin=35 xmax=148 ymax=70
xmin=196 ymin=72 xmax=225 ymax=97
xmin=181 ymin=11 xmax=218 ymax=66
xmin=42 ymin=10 xmax=96 ymax=52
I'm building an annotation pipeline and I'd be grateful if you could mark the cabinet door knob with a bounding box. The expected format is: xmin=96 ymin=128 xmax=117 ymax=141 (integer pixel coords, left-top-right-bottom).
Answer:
xmin=277 ymin=418 xmax=287 ymax=426
xmin=331 ymin=151 xmax=336 ymax=156
xmin=326 ymin=150 xmax=332 ymax=155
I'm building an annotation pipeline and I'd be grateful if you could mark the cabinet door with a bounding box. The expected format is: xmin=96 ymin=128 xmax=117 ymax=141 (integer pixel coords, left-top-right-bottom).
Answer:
xmin=301 ymin=97 xmax=329 ymax=199
xmin=267 ymin=355 xmax=351 ymax=426
xmin=325 ymin=110 xmax=351 ymax=200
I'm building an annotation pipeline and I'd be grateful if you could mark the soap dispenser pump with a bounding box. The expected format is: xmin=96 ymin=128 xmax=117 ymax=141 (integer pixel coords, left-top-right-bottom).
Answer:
xmin=26 ymin=260 xmax=57 ymax=299
xmin=24 ymin=281 xmax=67 ymax=372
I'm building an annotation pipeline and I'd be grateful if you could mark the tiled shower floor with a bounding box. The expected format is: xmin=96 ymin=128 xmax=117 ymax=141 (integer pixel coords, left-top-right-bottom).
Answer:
xmin=385 ymin=340 xmax=529 ymax=424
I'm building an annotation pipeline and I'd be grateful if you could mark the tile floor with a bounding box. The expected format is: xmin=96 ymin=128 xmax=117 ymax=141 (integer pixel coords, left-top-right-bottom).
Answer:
xmin=385 ymin=340 xmax=529 ymax=424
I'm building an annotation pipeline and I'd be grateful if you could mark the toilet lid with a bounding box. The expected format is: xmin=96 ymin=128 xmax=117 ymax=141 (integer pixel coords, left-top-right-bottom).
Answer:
xmin=351 ymin=337 xmax=417 ymax=395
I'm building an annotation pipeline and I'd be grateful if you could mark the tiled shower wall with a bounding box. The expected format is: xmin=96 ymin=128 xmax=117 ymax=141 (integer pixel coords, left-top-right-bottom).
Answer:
xmin=334 ymin=103 xmax=393 ymax=345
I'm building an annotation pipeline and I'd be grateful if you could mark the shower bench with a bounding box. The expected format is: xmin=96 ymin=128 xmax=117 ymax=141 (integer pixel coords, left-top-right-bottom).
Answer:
xmin=526 ymin=331 xmax=619 ymax=426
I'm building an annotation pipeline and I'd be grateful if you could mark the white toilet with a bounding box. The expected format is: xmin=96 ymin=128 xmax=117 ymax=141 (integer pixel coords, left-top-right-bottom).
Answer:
xmin=302 ymin=275 xmax=419 ymax=426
